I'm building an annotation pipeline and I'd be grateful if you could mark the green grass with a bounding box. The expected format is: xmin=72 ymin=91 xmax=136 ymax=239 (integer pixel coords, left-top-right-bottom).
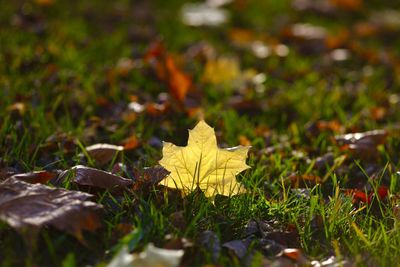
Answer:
xmin=1 ymin=0 xmax=400 ymax=266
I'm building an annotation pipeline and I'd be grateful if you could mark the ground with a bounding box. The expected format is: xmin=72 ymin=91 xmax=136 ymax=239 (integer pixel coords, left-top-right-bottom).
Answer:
xmin=1 ymin=0 xmax=400 ymax=266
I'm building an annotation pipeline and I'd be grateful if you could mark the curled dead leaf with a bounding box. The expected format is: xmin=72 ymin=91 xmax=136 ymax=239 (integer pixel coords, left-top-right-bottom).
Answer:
xmin=222 ymin=238 xmax=252 ymax=259
xmin=84 ymin=143 xmax=124 ymax=165
xmin=60 ymin=165 xmax=133 ymax=194
xmin=335 ymin=129 xmax=387 ymax=159
xmin=11 ymin=170 xmax=58 ymax=184
xmin=0 ymin=177 xmax=102 ymax=240
xmin=132 ymin=165 xmax=170 ymax=191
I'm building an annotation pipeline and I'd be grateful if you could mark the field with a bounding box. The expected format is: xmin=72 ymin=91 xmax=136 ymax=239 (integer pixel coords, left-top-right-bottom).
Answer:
xmin=1 ymin=0 xmax=400 ymax=266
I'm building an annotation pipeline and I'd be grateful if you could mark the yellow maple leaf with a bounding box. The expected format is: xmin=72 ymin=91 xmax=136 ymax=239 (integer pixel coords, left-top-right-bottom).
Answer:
xmin=202 ymin=57 xmax=240 ymax=84
xmin=159 ymin=120 xmax=250 ymax=197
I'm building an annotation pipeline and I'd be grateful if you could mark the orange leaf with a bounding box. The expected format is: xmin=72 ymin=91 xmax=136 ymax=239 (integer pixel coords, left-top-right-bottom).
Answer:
xmin=165 ymin=55 xmax=191 ymax=102
xmin=330 ymin=0 xmax=362 ymax=11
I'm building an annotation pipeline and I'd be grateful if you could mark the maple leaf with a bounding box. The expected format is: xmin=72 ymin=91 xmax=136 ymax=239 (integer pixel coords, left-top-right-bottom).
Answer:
xmin=159 ymin=120 xmax=250 ymax=197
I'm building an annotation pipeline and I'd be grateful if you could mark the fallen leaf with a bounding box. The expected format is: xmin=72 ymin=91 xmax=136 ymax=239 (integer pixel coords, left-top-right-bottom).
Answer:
xmin=335 ymin=130 xmax=387 ymax=145
xmin=84 ymin=143 xmax=124 ymax=165
xmin=165 ymin=55 xmax=191 ymax=103
xmin=335 ymin=129 xmax=387 ymax=159
xmin=61 ymin=165 xmax=133 ymax=194
xmin=222 ymin=238 xmax=252 ymax=259
xmin=132 ymin=165 xmax=170 ymax=191
xmin=0 ymin=177 xmax=101 ymax=240
xmin=143 ymin=41 xmax=191 ymax=105
xmin=122 ymin=135 xmax=140 ymax=150
xmin=159 ymin=120 xmax=250 ymax=197
xmin=11 ymin=170 xmax=57 ymax=184
xmin=202 ymin=57 xmax=240 ymax=84
xmin=108 ymin=243 xmax=184 ymax=267
xmin=345 ymin=186 xmax=389 ymax=204
xmin=239 ymin=135 xmax=251 ymax=146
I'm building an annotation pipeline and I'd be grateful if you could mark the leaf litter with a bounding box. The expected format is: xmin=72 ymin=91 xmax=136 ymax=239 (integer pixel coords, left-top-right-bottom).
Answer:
xmin=0 ymin=177 xmax=102 ymax=241
xmin=2 ymin=0 xmax=400 ymax=266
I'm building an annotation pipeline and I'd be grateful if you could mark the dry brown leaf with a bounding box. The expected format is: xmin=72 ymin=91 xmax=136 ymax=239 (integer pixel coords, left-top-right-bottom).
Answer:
xmin=62 ymin=165 xmax=133 ymax=194
xmin=335 ymin=130 xmax=387 ymax=160
xmin=222 ymin=238 xmax=252 ymax=259
xmin=85 ymin=143 xmax=124 ymax=165
xmin=132 ymin=165 xmax=170 ymax=191
xmin=0 ymin=177 xmax=102 ymax=240
xmin=11 ymin=170 xmax=57 ymax=184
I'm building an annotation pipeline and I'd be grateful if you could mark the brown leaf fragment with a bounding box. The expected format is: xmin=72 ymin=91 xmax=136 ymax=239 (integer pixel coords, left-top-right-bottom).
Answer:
xmin=63 ymin=165 xmax=133 ymax=194
xmin=334 ymin=129 xmax=388 ymax=159
xmin=266 ymin=231 xmax=300 ymax=247
xmin=335 ymin=129 xmax=387 ymax=146
xmin=84 ymin=143 xmax=124 ymax=165
xmin=11 ymin=170 xmax=58 ymax=184
xmin=132 ymin=165 xmax=170 ymax=191
xmin=0 ymin=177 xmax=102 ymax=240
xmin=223 ymin=238 xmax=252 ymax=259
